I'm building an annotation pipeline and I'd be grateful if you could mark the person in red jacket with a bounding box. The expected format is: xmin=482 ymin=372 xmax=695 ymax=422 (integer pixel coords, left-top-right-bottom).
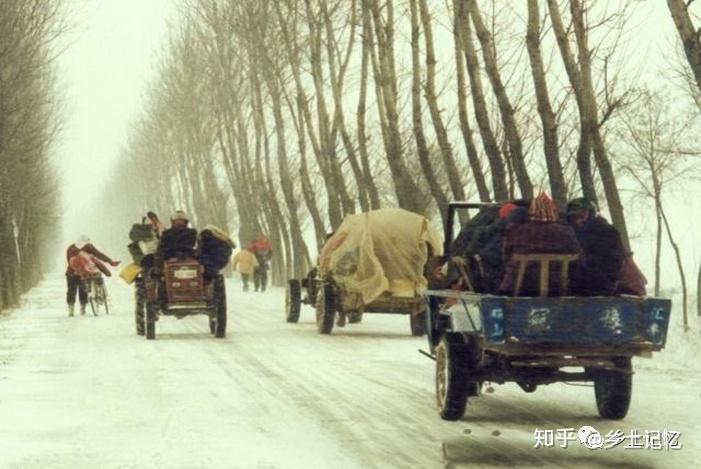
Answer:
xmin=248 ymin=234 xmax=273 ymax=292
xmin=65 ymin=235 xmax=120 ymax=316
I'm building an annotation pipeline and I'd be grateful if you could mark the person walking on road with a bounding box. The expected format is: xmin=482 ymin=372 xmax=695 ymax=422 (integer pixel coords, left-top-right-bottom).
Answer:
xmin=231 ymin=248 xmax=259 ymax=292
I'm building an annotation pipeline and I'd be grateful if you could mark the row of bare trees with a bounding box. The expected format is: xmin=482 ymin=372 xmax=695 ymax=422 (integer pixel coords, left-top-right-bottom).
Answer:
xmin=0 ymin=2 xmax=65 ymax=312
xmin=92 ymin=0 xmax=700 ymax=327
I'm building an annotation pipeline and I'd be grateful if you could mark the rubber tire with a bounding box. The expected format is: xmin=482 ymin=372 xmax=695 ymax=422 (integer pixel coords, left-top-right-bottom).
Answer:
xmin=435 ymin=334 xmax=480 ymax=421
xmin=348 ymin=312 xmax=363 ymax=324
xmin=145 ymin=303 xmax=156 ymax=340
xmin=410 ymin=310 xmax=427 ymax=336
xmin=213 ymin=276 xmax=227 ymax=338
xmin=286 ymin=279 xmax=302 ymax=323
xmin=594 ymin=357 xmax=632 ymax=420
xmin=135 ymin=279 xmax=145 ymax=336
xmin=315 ymin=283 xmax=335 ymax=335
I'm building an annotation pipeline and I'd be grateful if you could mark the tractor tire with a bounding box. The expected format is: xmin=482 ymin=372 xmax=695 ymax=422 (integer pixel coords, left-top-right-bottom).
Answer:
xmin=435 ymin=333 xmax=481 ymax=421
xmin=135 ymin=279 xmax=145 ymax=336
xmin=594 ymin=357 xmax=632 ymax=420
xmin=145 ymin=302 xmax=157 ymax=340
xmin=213 ymin=275 xmax=227 ymax=338
xmin=286 ymin=279 xmax=302 ymax=323
xmin=315 ymin=282 xmax=336 ymax=335
xmin=410 ymin=310 xmax=427 ymax=336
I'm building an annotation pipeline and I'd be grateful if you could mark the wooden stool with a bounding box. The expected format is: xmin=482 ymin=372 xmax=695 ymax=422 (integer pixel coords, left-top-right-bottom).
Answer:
xmin=513 ymin=254 xmax=580 ymax=297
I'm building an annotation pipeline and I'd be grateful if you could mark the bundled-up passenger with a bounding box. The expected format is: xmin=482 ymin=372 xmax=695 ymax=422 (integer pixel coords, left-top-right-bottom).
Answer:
xmin=499 ymin=193 xmax=583 ymax=297
xmin=466 ymin=203 xmax=528 ymax=293
xmin=154 ymin=211 xmax=198 ymax=274
xmin=566 ymin=198 xmax=627 ymax=296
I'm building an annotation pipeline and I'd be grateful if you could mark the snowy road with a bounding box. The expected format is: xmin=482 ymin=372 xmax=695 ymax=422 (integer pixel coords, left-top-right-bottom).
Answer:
xmin=0 ymin=274 xmax=698 ymax=468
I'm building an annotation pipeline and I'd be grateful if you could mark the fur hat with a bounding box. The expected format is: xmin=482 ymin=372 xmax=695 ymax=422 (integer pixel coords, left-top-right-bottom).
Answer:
xmin=171 ymin=210 xmax=189 ymax=222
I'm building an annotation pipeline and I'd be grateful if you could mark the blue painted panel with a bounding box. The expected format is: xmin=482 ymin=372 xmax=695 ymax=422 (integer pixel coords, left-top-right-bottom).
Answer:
xmin=477 ymin=297 xmax=671 ymax=348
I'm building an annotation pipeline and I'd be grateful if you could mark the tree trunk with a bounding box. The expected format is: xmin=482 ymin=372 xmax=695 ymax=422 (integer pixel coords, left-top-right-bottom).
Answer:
xmin=547 ymin=0 xmax=597 ymax=203
xmin=273 ymin=1 xmax=344 ymax=229
xmin=452 ymin=0 xmax=490 ymax=202
xmin=525 ymin=0 xmax=567 ymax=209
xmin=667 ymin=0 xmax=701 ymax=94
xmin=358 ymin=5 xmax=381 ymax=210
xmin=570 ymin=0 xmax=630 ymax=250
xmin=367 ymin=0 xmax=424 ymax=213
xmin=659 ymin=201 xmax=689 ymax=332
xmin=410 ymin=0 xmax=448 ymax=223
xmin=418 ymin=0 xmax=466 ymax=203
xmin=468 ymin=0 xmax=532 ymax=199
xmin=456 ymin=0 xmax=508 ymax=201
xmin=654 ymin=197 xmax=662 ymax=297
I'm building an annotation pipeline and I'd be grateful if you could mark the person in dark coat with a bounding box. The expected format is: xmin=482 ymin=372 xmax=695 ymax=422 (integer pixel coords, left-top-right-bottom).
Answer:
xmin=448 ymin=205 xmax=500 ymax=258
xmin=65 ymin=236 xmax=120 ymax=316
xmin=465 ymin=203 xmax=528 ymax=293
xmin=155 ymin=211 xmax=198 ymax=268
xmin=499 ymin=193 xmax=583 ymax=297
xmin=566 ymin=198 xmax=626 ymax=296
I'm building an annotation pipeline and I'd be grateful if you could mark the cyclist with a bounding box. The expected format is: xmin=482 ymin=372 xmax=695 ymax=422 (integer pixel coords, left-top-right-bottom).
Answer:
xmin=65 ymin=236 xmax=120 ymax=316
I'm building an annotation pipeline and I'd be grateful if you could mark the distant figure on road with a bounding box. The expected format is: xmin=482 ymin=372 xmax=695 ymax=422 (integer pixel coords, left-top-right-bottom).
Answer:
xmin=65 ymin=235 xmax=120 ymax=316
xmin=231 ymin=248 xmax=259 ymax=292
xmin=249 ymin=234 xmax=272 ymax=292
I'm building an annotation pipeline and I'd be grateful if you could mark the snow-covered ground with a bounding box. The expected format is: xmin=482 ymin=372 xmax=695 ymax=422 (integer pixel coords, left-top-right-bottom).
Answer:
xmin=0 ymin=274 xmax=698 ymax=468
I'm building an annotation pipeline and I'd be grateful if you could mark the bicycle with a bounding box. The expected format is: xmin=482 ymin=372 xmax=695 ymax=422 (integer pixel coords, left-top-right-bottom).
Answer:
xmin=82 ymin=274 xmax=110 ymax=315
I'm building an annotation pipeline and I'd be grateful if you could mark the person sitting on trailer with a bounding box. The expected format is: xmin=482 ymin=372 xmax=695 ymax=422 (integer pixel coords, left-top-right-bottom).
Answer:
xmin=466 ymin=203 xmax=528 ymax=293
xmin=566 ymin=197 xmax=628 ymax=296
xmin=499 ymin=193 xmax=583 ymax=297
xmin=153 ymin=211 xmax=198 ymax=275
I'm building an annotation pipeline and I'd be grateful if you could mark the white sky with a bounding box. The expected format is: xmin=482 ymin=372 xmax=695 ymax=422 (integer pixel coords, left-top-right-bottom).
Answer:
xmin=58 ymin=0 xmax=178 ymax=242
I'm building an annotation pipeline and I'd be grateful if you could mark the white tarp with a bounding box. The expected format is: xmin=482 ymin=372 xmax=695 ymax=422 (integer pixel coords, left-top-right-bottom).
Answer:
xmin=319 ymin=208 xmax=443 ymax=306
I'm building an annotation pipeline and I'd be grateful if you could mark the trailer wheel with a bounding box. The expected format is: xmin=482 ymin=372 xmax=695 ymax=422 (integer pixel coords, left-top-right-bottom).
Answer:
xmin=348 ymin=312 xmax=363 ymax=324
xmin=286 ymin=279 xmax=302 ymax=323
xmin=213 ymin=275 xmax=227 ymax=338
xmin=315 ymin=282 xmax=335 ymax=334
xmin=145 ymin=302 xmax=157 ymax=340
xmin=135 ymin=278 xmax=145 ymax=336
xmin=594 ymin=357 xmax=632 ymax=420
xmin=410 ymin=310 xmax=427 ymax=336
xmin=436 ymin=334 xmax=480 ymax=421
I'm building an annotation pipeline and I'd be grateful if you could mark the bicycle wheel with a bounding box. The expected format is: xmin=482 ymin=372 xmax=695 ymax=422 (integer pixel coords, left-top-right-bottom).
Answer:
xmin=101 ymin=283 xmax=110 ymax=314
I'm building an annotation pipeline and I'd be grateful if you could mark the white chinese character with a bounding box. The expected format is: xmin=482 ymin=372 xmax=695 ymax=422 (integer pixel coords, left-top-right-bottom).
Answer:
xmin=624 ymin=429 xmax=645 ymax=449
xmin=665 ymin=430 xmax=682 ymax=450
xmin=645 ymin=430 xmax=662 ymax=450
xmin=534 ymin=428 xmax=554 ymax=448
xmin=556 ymin=428 xmax=575 ymax=448
xmin=603 ymin=429 xmax=626 ymax=449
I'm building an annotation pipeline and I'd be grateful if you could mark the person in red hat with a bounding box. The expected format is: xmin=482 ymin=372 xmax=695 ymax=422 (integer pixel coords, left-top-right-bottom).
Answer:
xmin=499 ymin=193 xmax=583 ymax=297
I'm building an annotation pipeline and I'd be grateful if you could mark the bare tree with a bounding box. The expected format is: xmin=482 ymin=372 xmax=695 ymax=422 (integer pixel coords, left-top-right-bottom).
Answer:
xmin=617 ymin=89 xmax=700 ymax=330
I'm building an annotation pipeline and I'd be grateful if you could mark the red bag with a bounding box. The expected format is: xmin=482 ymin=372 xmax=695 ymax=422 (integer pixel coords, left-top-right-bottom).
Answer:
xmin=614 ymin=254 xmax=647 ymax=296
